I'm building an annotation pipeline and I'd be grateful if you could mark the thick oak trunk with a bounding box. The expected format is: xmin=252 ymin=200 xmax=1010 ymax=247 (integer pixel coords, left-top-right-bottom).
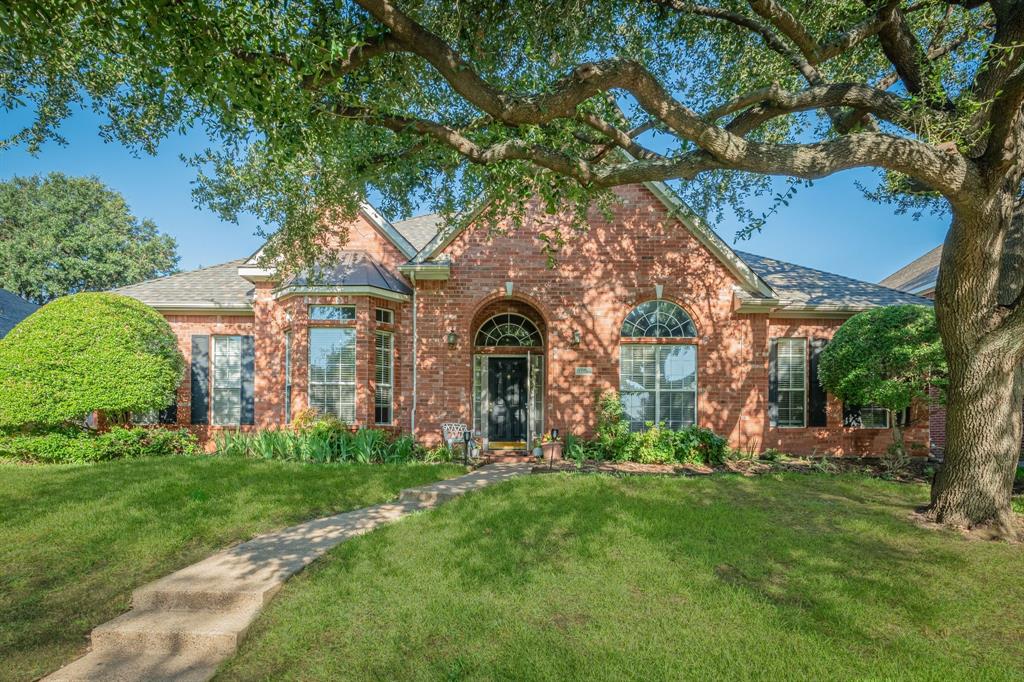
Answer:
xmin=929 ymin=349 xmax=1022 ymax=534
xmin=929 ymin=190 xmax=1024 ymax=537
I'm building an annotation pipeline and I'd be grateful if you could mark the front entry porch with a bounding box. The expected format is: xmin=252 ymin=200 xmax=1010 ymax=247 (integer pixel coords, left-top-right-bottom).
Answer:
xmin=470 ymin=308 xmax=545 ymax=453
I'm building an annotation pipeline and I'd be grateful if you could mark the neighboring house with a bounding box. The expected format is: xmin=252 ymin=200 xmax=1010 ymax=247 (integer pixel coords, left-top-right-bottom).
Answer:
xmin=117 ymin=183 xmax=930 ymax=456
xmin=0 ymin=288 xmax=38 ymax=339
xmin=880 ymin=245 xmax=941 ymax=299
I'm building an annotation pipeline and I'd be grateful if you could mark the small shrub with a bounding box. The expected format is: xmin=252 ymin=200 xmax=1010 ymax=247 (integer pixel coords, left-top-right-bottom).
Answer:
xmin=594 ymin=390 xmax=629 ymax=460
xmin=0 ymin=426 xmax=198 ymax=464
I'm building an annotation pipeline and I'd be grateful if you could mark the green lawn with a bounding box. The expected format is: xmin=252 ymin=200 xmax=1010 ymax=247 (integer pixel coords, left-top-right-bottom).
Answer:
xmin=219 ymin=473 xmax=1024 ymax=681
xmin=0 ymin=456 xmax=465 ymax=681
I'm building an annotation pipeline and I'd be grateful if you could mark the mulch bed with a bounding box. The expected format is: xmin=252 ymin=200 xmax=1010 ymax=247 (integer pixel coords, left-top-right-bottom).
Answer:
xmin=532 ymin=456 xmax=937 ymax=484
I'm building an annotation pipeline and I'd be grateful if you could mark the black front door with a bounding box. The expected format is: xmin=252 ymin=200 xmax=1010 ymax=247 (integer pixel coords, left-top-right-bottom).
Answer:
xmin=488 ymin=357 xmax=528 ymax=442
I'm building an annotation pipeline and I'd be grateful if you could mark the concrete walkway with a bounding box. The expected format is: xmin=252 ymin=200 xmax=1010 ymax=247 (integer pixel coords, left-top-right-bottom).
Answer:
xmin=45 ymin=463 xmax=530 ymax=681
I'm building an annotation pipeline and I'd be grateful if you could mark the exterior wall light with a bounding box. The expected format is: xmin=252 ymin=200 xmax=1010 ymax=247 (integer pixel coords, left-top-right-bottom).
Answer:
xmin=570 ymin=330 xmax=581 ymax=346
xmin=446 ymin=329 xmax=458 ymax=348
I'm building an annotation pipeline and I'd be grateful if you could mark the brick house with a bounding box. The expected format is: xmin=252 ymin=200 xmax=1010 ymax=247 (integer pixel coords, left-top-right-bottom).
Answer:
xmin=117 ymin=182 xmax=930 ymax=456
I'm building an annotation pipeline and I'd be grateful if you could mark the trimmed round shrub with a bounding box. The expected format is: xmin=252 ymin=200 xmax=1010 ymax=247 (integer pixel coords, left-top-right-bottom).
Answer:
xmin=0 ymin=293 xmax=184 ymax=428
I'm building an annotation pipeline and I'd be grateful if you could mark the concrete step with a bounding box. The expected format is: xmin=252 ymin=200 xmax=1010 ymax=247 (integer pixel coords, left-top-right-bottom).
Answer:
xmin=133 ymin=582 xmax=273 ymax=612
xmin=90 ymin=604 xmax=261 ymax=656
xmin=43 ymin=648 xmax=222 ymax=682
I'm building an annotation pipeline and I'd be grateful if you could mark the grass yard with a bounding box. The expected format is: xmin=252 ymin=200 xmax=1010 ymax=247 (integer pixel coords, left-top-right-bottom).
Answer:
xmin=0 ymin=456 xmax=465 ymax=681
xmin=220 ymin=472 xmax=1024 ymax=682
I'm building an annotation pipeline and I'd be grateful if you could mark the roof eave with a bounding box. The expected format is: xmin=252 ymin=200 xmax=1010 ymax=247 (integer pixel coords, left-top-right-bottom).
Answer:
xmin=398 ymin=262 xmax=451 ymax=280
xmin=274 ymin=285 xmax=411 ymax=302
xmin=144 ymin=303 xmax=255 ymax=316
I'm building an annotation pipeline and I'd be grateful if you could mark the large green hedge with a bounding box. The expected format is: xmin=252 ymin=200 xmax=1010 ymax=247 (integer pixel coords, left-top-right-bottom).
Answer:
xmin=0 ymin=293 xmax=183 ymax=428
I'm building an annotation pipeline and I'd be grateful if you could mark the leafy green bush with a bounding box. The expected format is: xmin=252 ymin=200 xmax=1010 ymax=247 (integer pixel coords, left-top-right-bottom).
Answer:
xmin=0 ymin=293 xmax=183 ymax=428
xmin=214 ymin=423 xmax=431 ymax=465
xmin=594 ymin=390 xmax=629 ymax=459
xmin=0 ymin=426 xmax=199 ymax=464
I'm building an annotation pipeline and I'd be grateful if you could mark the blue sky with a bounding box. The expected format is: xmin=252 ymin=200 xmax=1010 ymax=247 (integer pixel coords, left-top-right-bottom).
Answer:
xmin=1 ymin=105 xmax=947 ymax=282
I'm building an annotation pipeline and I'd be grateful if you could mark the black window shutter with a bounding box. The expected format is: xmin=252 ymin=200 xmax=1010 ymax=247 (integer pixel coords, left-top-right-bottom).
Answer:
xmin=843 ymin=404 xmax=862 ymax=428
xmin=158 ymin=393 xmax=178 ymax=424
xmin=190 ymin=335 xmax=210 ymax=425
xmin=240 ymin=335 xmax=255 ymax=425
xmin=808 ymin=339 xmax=828 ymax=427
xmin=768 ymin=339 xmax=779 ymax=428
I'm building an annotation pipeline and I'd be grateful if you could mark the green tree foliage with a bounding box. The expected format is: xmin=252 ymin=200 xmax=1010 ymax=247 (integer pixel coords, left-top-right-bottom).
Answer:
xmin=819 ymin=305 xmax=946 ymax=413
xmin=0 ymin=173 xmax=179 ymax=304
xmin=0 ymin=293 xmax=184 ymax=428
xmin=819 ymin=305 xmax=946 ymax=461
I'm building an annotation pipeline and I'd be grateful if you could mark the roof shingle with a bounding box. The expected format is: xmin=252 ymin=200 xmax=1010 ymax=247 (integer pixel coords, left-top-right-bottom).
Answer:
xmin=114 ymin=259 xmax=255 ymax=310
xmin=0 ymin=288 xmax=39 ymax=338
xmin=879 ymin=245 xmax=941 ymax=294
xmin=736 ymin=251 xmax=932 ymax=309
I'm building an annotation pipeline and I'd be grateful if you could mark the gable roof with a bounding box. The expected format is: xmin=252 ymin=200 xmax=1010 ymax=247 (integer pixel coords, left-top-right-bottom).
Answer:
xmin=0 ymin=288 xmax=38 ymax=338
xmin=409 ymin=180 xmax=777 ymax=299
xmin=114 ymin=260 xmax=255 ymax=313
xmin=392 ymin=213 xmax=445 ymax=251
xmin=880 ymin=245 xmax=941 ymax=295
xmin=736 ymin=252 xmax=932 ymax=314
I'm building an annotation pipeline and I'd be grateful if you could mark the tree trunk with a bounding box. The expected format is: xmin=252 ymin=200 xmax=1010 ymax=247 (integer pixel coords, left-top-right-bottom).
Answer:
xmin=929 ymin=190 xmax=1024 ymax=537
xmin=929 ymin=348 xmax=1022 ymax=534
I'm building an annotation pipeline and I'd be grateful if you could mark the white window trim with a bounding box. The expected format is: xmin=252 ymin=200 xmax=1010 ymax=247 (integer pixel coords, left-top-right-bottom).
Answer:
xmin=375 ymin=307 xmax=394 ymax=324
xmin=212 ymin=335 xmax=243 ymax=426
xmin=374 ymin=331 xmax=394 ymax=425
xmin=619 ymin=343 xmax=698 ymax=431
xmin=776 ymin=337 xmax=808 ymax=429
xmin=307 ymin=327 xmax=357 ymax=423
xmin=284 ymin=331 xmax=292 ymax=423
xmin=857 ymin=405 xmax=891 ymax=429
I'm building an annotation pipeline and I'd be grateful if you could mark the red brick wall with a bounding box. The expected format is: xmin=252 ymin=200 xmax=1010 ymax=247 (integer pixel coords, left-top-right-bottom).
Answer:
xmin=157 ymin=184 xmax=928 ymax=456
xmin=410 ymin=184 xmax=928 ymax=455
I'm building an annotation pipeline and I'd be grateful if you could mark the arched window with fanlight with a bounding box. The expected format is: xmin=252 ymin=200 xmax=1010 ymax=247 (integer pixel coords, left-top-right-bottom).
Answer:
xmin=619 ymin=301 xmax=698 ymax=431
xmin=475 ymin=313 xmax=541 ymax=347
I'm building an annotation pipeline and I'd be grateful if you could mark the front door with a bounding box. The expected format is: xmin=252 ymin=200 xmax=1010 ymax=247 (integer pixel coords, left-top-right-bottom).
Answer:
xmin=487 ymin=357 xmax=528 ymax=444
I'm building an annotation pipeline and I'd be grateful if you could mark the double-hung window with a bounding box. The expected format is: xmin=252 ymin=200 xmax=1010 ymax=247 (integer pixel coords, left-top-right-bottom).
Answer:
xmin=620 ymin=344 xmax=698 ymax=431
xmin=375 ymin=331 xmax=393 ymax=424
xmin=775 ymin=338 xmax=807 ymax=427
xmin=212 ymin=335 xmax=243 ymax=425
xmin=308 ymin=327 xmax=356 ymax=423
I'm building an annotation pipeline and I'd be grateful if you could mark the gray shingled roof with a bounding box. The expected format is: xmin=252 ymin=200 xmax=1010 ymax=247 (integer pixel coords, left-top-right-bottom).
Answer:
xmin=736 ymin=251 xmax=932 ymax=309
xmin=0 ymin=288 xmax=38 ymax=338
xmin=286 ymin=251 xmax=412 ymax=295
xmin=392 ymin=213 xmax=445 ymax=251
xmin=879 ymin=245 xmax=941 ymax=294
xmin=114 ymin=259 xmax=255 ymax=310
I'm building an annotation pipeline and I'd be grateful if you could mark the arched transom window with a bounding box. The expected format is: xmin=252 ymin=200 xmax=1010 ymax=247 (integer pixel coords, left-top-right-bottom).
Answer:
xmin=619 ymin=301 xmax=697 ymax=432
xmin=475 ymin=313 xmax=541 ymax=347
xmin=620 ymin=300 xmax=697 ymax=338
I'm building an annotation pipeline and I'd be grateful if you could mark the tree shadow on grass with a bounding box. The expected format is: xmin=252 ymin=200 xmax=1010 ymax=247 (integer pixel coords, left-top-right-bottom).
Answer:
xmin=430 ymin=473 xmax=978 ymax=655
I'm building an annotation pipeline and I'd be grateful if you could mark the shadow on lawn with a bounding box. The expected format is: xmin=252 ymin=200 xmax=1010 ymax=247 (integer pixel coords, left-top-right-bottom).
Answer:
xmin=431 ymin=473 xmax=965 ymax=650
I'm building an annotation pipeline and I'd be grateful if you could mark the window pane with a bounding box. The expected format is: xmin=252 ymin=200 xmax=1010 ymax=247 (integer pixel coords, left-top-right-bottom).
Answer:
xmin=860 ymin=406 xmax=890 ymax=429
xmin=375 ymin=332 xmax=393 ymax=424
xmin=620 ymin=301 xmax=697 ymax=338
xmin=309 ymin=328 xmax=356 ymax=422
xmin=309 ymin=305 xmax=355 ymax=321
xmin=375 ymin=308 xmax=393 ymax=324
xmin=622 ymin=391 xmax=655 ymax=432
xmin=621 ymin=344 xmax=698 ymax=432
xmin=776 ymin=338 xmax=806 ymax=427
xmin=212 ymin=335 xmax=242 ymax=425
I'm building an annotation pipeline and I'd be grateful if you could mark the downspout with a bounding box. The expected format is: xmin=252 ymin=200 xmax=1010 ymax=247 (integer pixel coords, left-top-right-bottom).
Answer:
xmin=410 ymin=273 xmax=417 ymax=439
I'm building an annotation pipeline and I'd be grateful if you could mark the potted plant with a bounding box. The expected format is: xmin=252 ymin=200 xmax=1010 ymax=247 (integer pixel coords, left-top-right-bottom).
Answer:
xmin=540 ymin=432 xmax=563 ymax=461
xmin=532 ymin=437 xmax=544 ymax=459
